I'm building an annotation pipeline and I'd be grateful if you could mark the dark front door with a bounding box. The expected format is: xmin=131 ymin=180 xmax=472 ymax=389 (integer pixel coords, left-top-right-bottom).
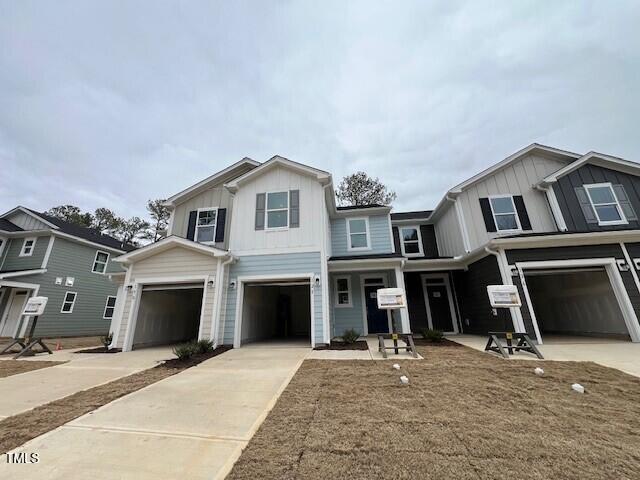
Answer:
xmin=364 ymin=285 xmax=389 ymax=333
xmin=426 ymin=284 xmax=455 ymax=332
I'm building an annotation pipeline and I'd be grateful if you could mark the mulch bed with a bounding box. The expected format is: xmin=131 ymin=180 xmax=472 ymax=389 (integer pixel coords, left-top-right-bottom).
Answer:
xmin=228 ymin=344 xmax=640 ymax=479
xmin=0 ymin=360 xmax=65 ymax=379
xmin=0 ymin=345 xmax=231 ymax=454
xmin=413 ymin=337 xmax=464 ymax=347
xmin=74 ymin=347 xmax=122 ymax=354
xmin=314 ymin=340 xmax=369 ymax=351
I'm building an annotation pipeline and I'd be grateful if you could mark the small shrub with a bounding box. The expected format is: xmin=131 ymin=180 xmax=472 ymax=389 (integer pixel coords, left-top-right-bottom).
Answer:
xmin=173 ymin=343 xmax=197 ymax=361
xmin=195 ymin=339 xmax=214 ymax=354
xmin=342 ymin=328 xmax=360 ymax=344
xmin=421 ymin=329 xmax=444 ymax=342
xmin=101 ymin=333 xmax=113 ymax=349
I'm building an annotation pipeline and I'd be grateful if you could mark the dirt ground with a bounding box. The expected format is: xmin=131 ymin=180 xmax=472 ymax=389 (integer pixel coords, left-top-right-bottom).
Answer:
xmin=0 ymin=346 xmax=229 ymax=454
xmin=0 ymin=336 xmax=102 ymax=355
xmin=228 ymin=344 xmax=640 ymax=480
xmin=0 ymin=360 xmax=64 ymax=378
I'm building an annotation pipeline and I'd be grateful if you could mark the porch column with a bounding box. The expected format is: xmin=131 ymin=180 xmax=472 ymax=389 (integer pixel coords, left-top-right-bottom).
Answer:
xmin=393 ymin=266 xmax=411 ymax=333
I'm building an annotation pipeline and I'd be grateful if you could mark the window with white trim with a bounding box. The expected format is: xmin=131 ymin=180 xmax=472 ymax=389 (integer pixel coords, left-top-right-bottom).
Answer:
xmin=347 ymin=218 xmax=370 ymax=250
xmin=584 ymin=183 xmax=627 ymax=225
xmin=195 ymin=208 xmax=218 ymax=243
xmin=61 ymin=292 xmax=77 ymax=314
xmin=19 ymin=237 xmax=37 ymax=257
xmin=103 ymin=296 xmax=117 ymax=319
xmin=266 ymin=192 xmax=289 ymax=229
xmin=92 ymin=251 xmax=110 ymax=274
xmin=399 ymin=226 xmax=423 ymax=257
xmin=334 ymin=276 xmax=352 ymax=307
xmin=489 ymin=196 xmax=521 ymax=232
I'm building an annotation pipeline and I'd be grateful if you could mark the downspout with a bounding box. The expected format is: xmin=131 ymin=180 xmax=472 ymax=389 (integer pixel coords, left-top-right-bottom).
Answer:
xmin=321 ymin=182 xmax=333 ymax=344
xmin=448 ymin=195 xmax=471 ymax=253
xmin=484 ymin=245 xmax=526 ymax=333
xmin=213 ymin=254 xmax=236 ymax=347
xmin=535 ymin=184 xmax=567 ymax=232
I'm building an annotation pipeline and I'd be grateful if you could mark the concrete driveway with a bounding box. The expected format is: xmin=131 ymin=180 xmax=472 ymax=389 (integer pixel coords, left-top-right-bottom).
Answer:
xmin=452 ymin=334 xmax=640 ymax=378
xmin=0 ymin=347 xmax=172 ymax=419
xmin=1 ymin=342 xmax=309 ymax=479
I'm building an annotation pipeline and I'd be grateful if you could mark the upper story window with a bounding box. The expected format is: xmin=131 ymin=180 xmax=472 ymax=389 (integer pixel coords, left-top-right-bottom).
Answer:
xmin=347 ymin=217 xmax=370 ymax=250
xmin=489 ymin=196 xmax=521 ymax=232
xmin=584 ymin=183 xmax=628 ymax=226
xmin=19 ymin=237 xmax=37 ymax=257
xmin=60 ymin=291 xmax=77 ymax=314
xmin=334 ymin=276 xmax=352 ymax=307
xmin=196 ymin=208 xmax=218 ymax=243
xmin=400 ymin=226 xmax=423 ymax=257
xmin=266 ymin=192 xmax=289 ymax=229
xmin=92 ymin=251 xmax=110 ymax=274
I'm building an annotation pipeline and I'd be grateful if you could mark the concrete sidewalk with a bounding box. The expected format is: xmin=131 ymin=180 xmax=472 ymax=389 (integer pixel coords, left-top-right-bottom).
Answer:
xmin=0 ymin=347 xmax=172 ymax=419
xmin=452 ymin=334 xmax=640 ymax=378
xmin=1 ymin=343 xmax=309 ymax=479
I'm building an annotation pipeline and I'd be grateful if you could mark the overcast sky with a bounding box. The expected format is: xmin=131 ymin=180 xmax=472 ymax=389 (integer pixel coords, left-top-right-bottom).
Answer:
xmin=1 ymin=1 xmax=639 ymax=218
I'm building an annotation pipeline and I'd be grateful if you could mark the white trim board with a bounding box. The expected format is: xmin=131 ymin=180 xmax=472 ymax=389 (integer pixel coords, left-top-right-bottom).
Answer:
xmin=514 ymin=258 xmax=640 ymax=344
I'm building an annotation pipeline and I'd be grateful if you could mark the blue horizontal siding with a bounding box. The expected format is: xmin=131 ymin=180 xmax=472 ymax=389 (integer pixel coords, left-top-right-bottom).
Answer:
xmin=223 ymin=252 xmax=323 ymax=344
xmin=330 ymin=215 xmax=393 ymax=257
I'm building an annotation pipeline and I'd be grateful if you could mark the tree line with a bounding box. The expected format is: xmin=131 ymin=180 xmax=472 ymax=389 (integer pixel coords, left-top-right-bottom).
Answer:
xmin=44 ymin=172 xmax=395 ymax=247
xmin=46 ymin=199 xmax=170 ymax=246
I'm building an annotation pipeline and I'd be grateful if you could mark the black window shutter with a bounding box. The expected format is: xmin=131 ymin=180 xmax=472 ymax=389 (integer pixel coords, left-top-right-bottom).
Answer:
xmin=513 ymin=196 xmax=532 ymax=230
xmin=186 ymin=211 xmax=197 ymax=240
xmin=392 ymin=226 xmax=401 ymax=253
xmin=290 ymin=190 xmax=300 ymax=228
xmin=255 ymin=193 xmax=265 ymax=230
xmin=214 ymin=208 xmax=227 ymax=243
xmin=613 ymin=185 xmax=637 ymax=221
xmin=479 ymin=198 xmax=497 ymax=232
xmin=574 ymin=187 xmax=598 ymax=224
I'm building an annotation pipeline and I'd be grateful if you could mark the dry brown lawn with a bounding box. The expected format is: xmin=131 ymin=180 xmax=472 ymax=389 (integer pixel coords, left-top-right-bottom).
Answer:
xmin=0 ymin=336 xmax=102 ymax=355
xmin=0 ymin=360 xmax=64 ymax=378
xmin=228 ymin=344 xmax=640 ymax=480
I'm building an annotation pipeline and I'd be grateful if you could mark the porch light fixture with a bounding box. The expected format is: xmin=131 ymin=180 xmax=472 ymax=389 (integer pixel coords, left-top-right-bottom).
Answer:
xmin=314 ymin=275 xmax=320 ymax=286
xmin=229 ymin=279 xmax=236 ymax=289
xmin=207 ymin=279 xmax=215 ymax=288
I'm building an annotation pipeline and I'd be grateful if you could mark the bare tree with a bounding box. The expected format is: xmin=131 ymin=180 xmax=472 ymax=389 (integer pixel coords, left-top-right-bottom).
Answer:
xmin=113 ymin=216 xmax=151 ymax=246
xmin=46 ymin=205 xmax=94 ymax=227
xmin=335 ymin=171 xmax=397 ymax=206
xmin=92 ymin=208 xmax=120 ymax=234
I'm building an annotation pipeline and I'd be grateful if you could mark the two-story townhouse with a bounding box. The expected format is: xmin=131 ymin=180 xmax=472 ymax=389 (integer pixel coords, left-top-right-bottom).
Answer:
xmin=395 ymin=144 xmax=640 ymax=345
xmin=0 ymin=207 xmax=134 ymax=340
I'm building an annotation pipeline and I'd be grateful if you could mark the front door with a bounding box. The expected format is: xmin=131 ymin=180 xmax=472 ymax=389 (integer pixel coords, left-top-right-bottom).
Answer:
xmin=423 ymin=276 xmax=458 ymax=333
xmin=364 ymin=285 xmax=389 ymax=334
xmin=0 ymin=291 xmax=28 ymax=337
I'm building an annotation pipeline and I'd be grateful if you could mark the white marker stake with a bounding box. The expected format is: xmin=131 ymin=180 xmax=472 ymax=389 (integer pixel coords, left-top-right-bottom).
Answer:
xmin=400 ymin=375 xmax=409 ymax=385
xmin=392 ymin=364 xmax=400 ymax=370
xmin=534 ymin=367 xmax=544 ymax=377
xmin=571 ymin=383 xmax=584 ymax=394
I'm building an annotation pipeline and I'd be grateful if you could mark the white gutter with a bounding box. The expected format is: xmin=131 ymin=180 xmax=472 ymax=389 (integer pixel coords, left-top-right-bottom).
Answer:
xmin=449 ymin=195 xmax=471 ymax=253
xmin=0 ymin=269 xmax=47 ymax=279
xmin=534 ymin=184 xmax=567 ymax=232
xmin=213 ymin=254 xmax=236 ymax=347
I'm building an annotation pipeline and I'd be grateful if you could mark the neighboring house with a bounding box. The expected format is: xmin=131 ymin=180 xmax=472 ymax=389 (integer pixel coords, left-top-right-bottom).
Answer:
xmin=108 ymin=144 xmax=640 ymax=351
xmin=0 ymin=207 xmax=134 ymax=339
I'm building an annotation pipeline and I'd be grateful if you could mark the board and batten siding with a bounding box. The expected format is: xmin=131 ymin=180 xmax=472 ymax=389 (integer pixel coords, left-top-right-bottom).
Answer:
xmin=114 ymin=246 xmax=219 ymax=347
xmin=228 ymin=166 xmax=326 ymax=253
xmin=1 ymin=235 xmax=50 ymax=271
xmin=31 ymin=237 xmax=120 ymax=337
xmin=553 ymin=164 xmax=640 ymax=232
xmin=455 ymin=153 xmax=565 ymax=251
xmin=330 ymin=215 xmax=393 ymax=256
xmin=222 ymin=252 xmax=323 ymax=345
xmin=170 ymin=186 xmax=235 ymax=250
xmin=434 ymin=205 xmax=465 ymax=257
xmin=5 ymin=212 xmax=51 ymax=231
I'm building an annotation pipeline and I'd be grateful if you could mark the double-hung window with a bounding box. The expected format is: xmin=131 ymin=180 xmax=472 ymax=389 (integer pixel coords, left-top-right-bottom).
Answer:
xmin=195 ymin=208 xmax=218 ymax=243
xmin=489 ymin=196 xmax=521 ymax=232
xmin=334 ymin=276 xmax=352 ymax=307
xmin=400 ymin=226 xmax=423 ymax=257
xmin=19 ymin=237 xmax=36 ymax=257
xmin=347 ymin=218 xmax=370 ymax=250
xmin=584 ymin=183 xmax=627 ymax=225
xmin=61 ymin=292 xmax=77 ymax=314
xmin=266 ymin=192 xmax=289 ymax=229
xmin=103 ymin=296 xmax=117 ymax=319
xmin=92 ymin=251 xmax=110 ymax=274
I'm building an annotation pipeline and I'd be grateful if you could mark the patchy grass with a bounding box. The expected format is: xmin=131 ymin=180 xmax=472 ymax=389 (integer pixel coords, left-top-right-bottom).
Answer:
xmin=228 ymin=344 xmax=640 ymax=479
xmin=0 ymin=336 xmax=102 ymax=355
xmin=0 ymin=346 xmax=230 ymax=454
xmin=0 ymin=360 xmax=64 ymax=378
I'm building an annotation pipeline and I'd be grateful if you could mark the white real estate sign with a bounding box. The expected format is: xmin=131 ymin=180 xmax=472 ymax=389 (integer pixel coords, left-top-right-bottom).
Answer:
xmin=22 ymin=296 xmax=48 ymax=316
xmin=376 ymin=288 xmax=406 ymax=310
xmin=487 ymin=285 xmax=521 ymax=308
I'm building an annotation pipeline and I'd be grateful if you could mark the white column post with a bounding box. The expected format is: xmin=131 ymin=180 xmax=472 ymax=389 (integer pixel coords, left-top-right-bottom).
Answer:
xmin=394 ymin=266 xmax=411 ymax=333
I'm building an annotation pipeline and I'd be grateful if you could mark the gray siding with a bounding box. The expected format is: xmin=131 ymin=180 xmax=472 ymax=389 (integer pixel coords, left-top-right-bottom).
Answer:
xmin=29 ymin=238 xmax=119 ymax=337
xmin=506 ymin=244 xmax=640 ymax=337
xmin=222 ymin=252 xmax=323 ymax=345
xmin=1 ymin=235 xmax=49 ymax=271
xmin=392 ymin=225 xmax=439 ymax=258
xmin=330 ymin=215 xmax=393 ymax=257
xmin=452 ymin=255 xmax=512 ymax=334
xmin=553 ymin=164 xmax=640 ymax=232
